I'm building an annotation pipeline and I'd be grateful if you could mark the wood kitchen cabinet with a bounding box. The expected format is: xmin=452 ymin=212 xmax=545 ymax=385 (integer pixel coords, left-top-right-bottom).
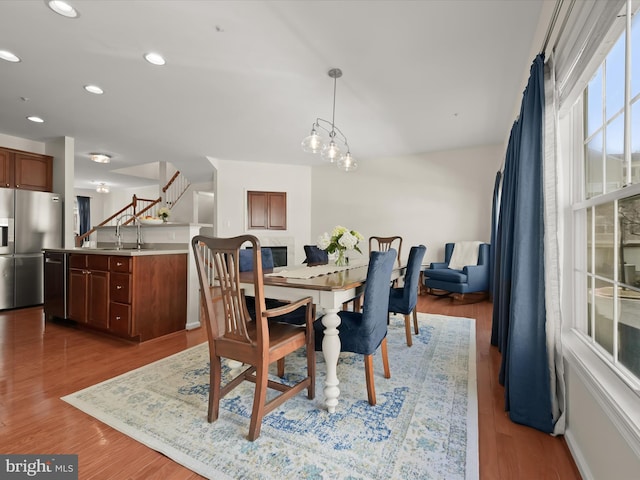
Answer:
xmin=67 ymin=254 xmax=110 ymax=328
xmin=247 ymin=191 xmax=287 ymax=230
xmin=0 ymin=147 xmax=53 ymax=192
xmin=67 ymin=252 xmax=187 ymax=342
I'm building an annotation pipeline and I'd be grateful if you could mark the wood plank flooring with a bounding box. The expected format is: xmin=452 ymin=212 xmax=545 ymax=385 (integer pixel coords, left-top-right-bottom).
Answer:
xmin=0 ymin=296 xmax=581 ymax=479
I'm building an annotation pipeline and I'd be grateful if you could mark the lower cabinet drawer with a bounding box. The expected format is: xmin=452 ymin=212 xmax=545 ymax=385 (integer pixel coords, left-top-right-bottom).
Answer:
xmin=110 ymin=273 xmax=132 ymax=304
xmin=109 ymin=302 xmax=131 ymax=336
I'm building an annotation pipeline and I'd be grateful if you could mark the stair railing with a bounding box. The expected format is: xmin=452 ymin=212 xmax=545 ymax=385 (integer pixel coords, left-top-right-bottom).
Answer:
xmin=74 ymin=170 xmax=191 ymax=247
xmin=163 ymin=170 xmax=191 ymax=208
xmin=75 ymin=195 xmax=162 ymax=247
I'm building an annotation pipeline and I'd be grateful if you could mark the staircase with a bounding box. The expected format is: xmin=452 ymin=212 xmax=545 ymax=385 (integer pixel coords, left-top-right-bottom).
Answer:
xmin=75 ymin=171 xmax=190 ymax=247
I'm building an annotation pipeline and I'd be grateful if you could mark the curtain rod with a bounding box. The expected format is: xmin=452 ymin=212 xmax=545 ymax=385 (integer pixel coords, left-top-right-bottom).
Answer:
xmin=540 ymin=0 xmax=576 ymax=55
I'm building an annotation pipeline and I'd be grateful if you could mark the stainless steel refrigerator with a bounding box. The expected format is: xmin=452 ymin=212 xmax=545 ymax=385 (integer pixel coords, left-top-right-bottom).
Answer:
xmin=0 ymin=189 xmax=63 ymax=310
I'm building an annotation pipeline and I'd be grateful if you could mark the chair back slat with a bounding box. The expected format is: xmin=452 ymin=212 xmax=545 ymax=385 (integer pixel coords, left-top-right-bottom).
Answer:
xmin=214 ymin=248 xmax=252 ymax=342
xmin=369 ymin=236 xmax=403 ymax=266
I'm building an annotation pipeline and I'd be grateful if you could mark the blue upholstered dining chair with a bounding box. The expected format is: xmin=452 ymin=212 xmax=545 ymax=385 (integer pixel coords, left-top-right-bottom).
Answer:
xmin=303 ymin=245 xmax=329 ymax=265
xmin=239 ymin=247 xmax=274 ymax=272
xmin=422 ymin=242 xmax=491 ymax=299
xmin=239 ymin=247 xmax=309 ymax=326
xmin=314 ymin=248 xmax=397 ymax=406
xmin=388 ymin=245 xmax=427 ymax=347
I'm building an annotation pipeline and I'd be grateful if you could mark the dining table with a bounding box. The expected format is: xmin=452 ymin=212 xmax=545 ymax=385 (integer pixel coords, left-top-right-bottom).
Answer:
xmin=239 ymin=259 xmax=404 ymax=413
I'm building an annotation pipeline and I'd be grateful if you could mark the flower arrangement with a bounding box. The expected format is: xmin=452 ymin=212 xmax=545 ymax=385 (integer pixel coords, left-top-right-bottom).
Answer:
xmin=317 ymin=225 xmax=364 ymax=266
xmin=157 ymin=206 xmax=171 ymax=222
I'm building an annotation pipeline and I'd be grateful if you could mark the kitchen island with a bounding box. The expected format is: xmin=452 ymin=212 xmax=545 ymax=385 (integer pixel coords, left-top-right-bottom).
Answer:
xmin=44 ymin=247 xmax=188 ymax=342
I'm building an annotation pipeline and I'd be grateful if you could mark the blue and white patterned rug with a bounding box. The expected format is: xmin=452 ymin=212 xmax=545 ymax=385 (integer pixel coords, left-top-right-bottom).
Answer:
xmin=62 ymin=313 xmax=478 ymax=480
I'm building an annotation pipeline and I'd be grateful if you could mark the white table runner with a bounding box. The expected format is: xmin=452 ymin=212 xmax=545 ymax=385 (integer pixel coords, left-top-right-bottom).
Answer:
xmin=266 ymin=259 xmax=368 ymax=279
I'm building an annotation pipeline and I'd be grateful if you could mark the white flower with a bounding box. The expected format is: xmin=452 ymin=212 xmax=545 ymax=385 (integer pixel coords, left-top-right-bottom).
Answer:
xmin=317 ymin=232 xmax=331 ymax=250
xmin=332 ymin=225 xmax=348 ymax=238
xmin=317 ymin=226 xmax=363 ymax=255
xmin=338 ymin=230 xmax=358 ymax=250
xmin=157 ymin=207 xmax=170 ymax=219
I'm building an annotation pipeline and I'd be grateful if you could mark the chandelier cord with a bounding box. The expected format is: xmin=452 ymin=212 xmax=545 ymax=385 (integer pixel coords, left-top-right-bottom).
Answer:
xmin=330 ymin=74 xmax=337 ymax=138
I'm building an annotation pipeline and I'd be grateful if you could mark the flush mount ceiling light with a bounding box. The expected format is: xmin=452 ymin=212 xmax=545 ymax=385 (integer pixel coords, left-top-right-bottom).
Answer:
xmin=144 ymin=52 xmax=166 ymax=66
xmin=90 ymin=153 xmax=111 ymax=164
xmin=302 ymin=68 xmax=357 ymax=172
xmin=27 ymin=116 xmax=44 ymax=123
xmin=47 ymin=0 xmax=79 ymax=18
xmin=0 ymin=50 xmax=20 ymax=62
xmin=96 ymin=183 xmax=109 ymax=193
xmin=84 ymin=84 xmax=104 ymax=95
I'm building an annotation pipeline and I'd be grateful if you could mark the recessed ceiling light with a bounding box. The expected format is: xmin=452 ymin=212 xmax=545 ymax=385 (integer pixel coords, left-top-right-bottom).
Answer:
xmin=27 ymin=116 xmax=44 ymax=123
xmin=144 ymin=52 xmax=166 ymax=66
xmin=0 ymin=50 xmax=20 ymax=62
xmin=90 ymin=153 xmax=111 ymax=163
xmin=47 ymin=1 xmax=79 ymax=18
xmin=84 ymin=84 xmax=104 ymax=95
xmin=96 ymin=183 xmax=110 ymax=193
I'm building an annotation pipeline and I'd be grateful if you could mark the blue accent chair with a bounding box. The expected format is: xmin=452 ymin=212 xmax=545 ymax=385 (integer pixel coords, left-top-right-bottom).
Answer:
xmin=303 ymin=245 xmax=329 ymax=265
xmin=314 ymin=249 xmax=397 ymax=405
xmin=388 ymin=245 xmax=427 ymax=346
xmin=423 ymin=243 xmax=491 ymax=298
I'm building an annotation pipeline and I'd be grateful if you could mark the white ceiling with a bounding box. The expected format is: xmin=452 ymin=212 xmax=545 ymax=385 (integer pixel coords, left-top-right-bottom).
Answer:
xmin=0 ymin=0 xmax=548 ymax=190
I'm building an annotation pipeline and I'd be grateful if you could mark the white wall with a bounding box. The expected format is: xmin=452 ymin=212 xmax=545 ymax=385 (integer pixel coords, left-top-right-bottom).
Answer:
xmin=311 ymin=145 xmax=501 ymax=264
xmin=0 ymin=133 xmax=46 ymax=154
xmin=213 ymin=159 xmax=312 ymax=264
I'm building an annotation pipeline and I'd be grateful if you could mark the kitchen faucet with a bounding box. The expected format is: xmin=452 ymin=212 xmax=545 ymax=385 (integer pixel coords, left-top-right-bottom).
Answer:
xmin=115 ymin=213 xmax=143 ymax=249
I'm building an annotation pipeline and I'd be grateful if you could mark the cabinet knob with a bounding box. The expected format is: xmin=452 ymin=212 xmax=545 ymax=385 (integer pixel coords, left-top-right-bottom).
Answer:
xmin=16 ymin=184 xmax=20 ymax=188
xmin=116 ymin=262 xmax=123 ymax=266
xmin=116 ymin=285 xmax=122 ymax=289
xmin=115 ymin=316 xmax=121 ymax=320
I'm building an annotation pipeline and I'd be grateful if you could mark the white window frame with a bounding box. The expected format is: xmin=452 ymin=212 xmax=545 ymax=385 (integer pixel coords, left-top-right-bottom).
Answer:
xmin=570 ymin=0 xmax=640 ymax=394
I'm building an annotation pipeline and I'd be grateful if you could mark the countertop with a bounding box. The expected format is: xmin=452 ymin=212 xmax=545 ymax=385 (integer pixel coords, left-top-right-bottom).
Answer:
xmin=43 ymin=246 xmax=189 ymax=256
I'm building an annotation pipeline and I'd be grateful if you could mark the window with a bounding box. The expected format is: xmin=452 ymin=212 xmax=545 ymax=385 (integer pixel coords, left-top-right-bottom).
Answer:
xmin=576 ymin=3 xmax=640 ymax=382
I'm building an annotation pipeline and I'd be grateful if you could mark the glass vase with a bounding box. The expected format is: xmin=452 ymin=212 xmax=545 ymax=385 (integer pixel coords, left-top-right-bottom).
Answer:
xmin=335 ymin=249 xmax=348 ymax=266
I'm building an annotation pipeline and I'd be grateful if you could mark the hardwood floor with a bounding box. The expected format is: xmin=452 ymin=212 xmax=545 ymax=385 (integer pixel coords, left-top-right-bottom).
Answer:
xmin=0 ymin=297 xmax=581 ymax=479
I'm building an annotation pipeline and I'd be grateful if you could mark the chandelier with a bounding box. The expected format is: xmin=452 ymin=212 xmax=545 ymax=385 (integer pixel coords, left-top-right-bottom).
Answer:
xmin=301 ymin=68 xmax=357 ymax=172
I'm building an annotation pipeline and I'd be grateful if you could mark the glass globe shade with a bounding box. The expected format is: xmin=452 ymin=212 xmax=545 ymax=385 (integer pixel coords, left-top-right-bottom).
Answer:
xmin=338 ymin=152 xmax=358 ymax=172
xmin=301 ymin=132 xmax=323 ymax=153
xmin=321 ymin=141 xmax=342 ymax=163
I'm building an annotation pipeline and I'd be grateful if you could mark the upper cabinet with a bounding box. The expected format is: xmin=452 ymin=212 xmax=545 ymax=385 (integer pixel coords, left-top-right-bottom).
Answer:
xmin=247 ymin=191 xmax=287 ymax=230
xmin=0 ymin=147 xmax=53 ymax=192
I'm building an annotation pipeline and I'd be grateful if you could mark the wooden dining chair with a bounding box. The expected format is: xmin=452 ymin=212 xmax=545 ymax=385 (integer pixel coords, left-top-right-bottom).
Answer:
xmin=369 ymin=235 xmax=403 ymax=267
xmin=192 ymin=234 xmax=315 ymax=441
xmin=315 ymin=249 xmax=397 ymax=405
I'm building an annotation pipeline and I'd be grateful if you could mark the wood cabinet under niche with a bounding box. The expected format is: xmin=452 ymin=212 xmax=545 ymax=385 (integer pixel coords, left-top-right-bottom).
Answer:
xmin=0 ymin=147 xmax=53 ymax=192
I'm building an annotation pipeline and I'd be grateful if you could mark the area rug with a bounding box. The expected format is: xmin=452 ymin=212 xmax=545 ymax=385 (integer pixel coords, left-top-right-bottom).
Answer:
xmin=62 ymin=313 xmax=478 ymax=480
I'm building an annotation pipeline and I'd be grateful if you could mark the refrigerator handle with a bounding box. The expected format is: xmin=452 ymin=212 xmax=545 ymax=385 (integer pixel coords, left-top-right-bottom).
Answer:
xmin=0 ymin=218 xmax=8 ymax=248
